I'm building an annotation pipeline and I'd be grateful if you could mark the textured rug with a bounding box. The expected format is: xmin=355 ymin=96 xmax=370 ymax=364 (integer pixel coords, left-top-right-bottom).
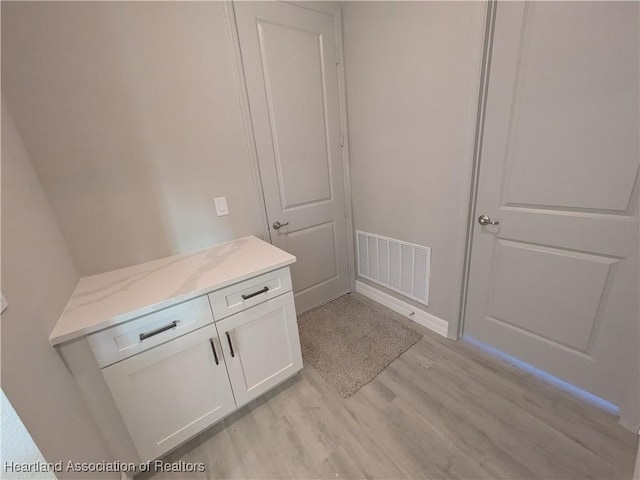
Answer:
xmin=298 ymin=294 xmax=422 ymax=398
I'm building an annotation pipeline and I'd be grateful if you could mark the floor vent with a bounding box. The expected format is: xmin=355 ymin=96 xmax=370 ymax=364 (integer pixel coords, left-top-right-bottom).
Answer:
xmin=356 ymin=231 xmax=430 ymax=306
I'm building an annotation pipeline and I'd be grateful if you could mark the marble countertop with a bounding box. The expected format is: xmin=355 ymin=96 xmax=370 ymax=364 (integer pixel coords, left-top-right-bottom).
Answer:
xmin=50 ymin=236 xmax=296 ymax=346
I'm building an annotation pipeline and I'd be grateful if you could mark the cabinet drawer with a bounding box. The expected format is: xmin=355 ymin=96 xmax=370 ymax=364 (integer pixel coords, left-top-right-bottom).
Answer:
xmin=88 ymin=296 xmax=214 ymax=368
xmin=209 ymin=267 xmax=292 ymax=320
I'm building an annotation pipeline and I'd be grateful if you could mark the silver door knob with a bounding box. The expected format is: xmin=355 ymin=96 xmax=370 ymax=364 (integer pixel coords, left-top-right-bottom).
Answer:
xmin=272 ymin=221 xmax=289 ymax=230
xmin=478 ymin=214 xmax=499 ymax=226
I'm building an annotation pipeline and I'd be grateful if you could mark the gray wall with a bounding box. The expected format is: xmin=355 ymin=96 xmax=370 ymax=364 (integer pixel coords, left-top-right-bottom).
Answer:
xmin=342 ymin=1 xmax=482 ymax=330
xmin=2 ymin=1 xmax=266 ymax=276
xmin=1 ymin=391 xmax=57 ymax=480
xmin=1 ymin=98 xmax=117 ymax=478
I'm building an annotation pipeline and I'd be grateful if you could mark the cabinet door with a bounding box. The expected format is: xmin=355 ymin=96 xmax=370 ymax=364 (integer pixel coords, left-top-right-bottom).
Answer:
xmin=102 ymin=324 xmax=236 ymax=461
xmin=217 ymin=292 xmax=303 ymax=407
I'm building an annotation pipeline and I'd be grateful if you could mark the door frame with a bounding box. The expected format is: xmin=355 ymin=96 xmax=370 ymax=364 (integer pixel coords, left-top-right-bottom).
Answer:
xmin=223 ymin=0 xmax=356 ymax=293
xmin=455 ymin=0 xmax=496 ymax=339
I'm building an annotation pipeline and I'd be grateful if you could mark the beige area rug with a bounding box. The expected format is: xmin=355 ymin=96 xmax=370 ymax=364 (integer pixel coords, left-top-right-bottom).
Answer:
xmin=298 ymin=294 xmax=422 ymax=398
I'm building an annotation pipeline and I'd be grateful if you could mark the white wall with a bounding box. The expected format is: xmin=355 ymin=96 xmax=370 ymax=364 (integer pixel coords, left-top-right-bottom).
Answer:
xmin=342 ymin=1 xmax=482 ymax=331
xmin=1 ymin=1 xmax=266 ymax=276
xmin=1 ymin=99 xmax=116 ymax=478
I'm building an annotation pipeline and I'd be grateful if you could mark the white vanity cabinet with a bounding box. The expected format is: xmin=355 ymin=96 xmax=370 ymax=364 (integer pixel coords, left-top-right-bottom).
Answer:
xmin=50 ymin=236 xmax=301 ymax=465
xmin=96 ymin=270 xmax=302 ymax=462
xmin=101 ymin=323 xmax=236 ymax=462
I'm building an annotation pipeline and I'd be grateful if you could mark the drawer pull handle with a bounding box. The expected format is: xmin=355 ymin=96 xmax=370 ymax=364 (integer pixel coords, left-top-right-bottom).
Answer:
xmin=226 ymin=332 xmax=235 ymax=358
xmin=209 ymin=338 xmax=219 ymax=365
xmin=139 ymin=321 xmax=178 ymax=341
xmin=241 ymin=286 xmax=269 ymax=300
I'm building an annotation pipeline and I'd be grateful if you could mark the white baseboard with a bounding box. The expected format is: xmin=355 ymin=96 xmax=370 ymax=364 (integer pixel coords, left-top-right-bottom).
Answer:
xmin=355 ymin=280 xmax=448 ymax=338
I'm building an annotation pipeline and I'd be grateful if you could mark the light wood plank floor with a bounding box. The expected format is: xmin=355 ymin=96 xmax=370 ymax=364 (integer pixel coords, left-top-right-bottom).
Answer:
xmin=138 ymin=293 xmax=638 ymax=480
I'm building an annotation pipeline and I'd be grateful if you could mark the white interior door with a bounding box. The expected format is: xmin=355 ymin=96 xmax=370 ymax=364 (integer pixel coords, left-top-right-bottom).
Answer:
xmin=464 ymin=2 xmax=639 ymax=407
xmin=234 ymin=1 xmax=350 ymax=314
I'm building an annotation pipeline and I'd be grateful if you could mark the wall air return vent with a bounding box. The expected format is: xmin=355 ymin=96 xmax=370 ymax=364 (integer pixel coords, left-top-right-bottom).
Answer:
xmin=356 ymin=231 xmax=431 ymax=306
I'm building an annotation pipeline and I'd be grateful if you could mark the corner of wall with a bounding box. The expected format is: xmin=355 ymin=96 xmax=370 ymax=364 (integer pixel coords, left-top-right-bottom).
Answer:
xmin=1 ymin=96 xmax=117 ymax=478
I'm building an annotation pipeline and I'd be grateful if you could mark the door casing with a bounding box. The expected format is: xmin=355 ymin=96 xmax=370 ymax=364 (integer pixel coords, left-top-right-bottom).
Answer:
xmin=457 ymin=0 xmax=497 ymax=339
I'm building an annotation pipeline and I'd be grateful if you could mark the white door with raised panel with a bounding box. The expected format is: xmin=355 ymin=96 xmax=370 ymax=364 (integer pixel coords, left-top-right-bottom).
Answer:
xmin=216 ymin=292 xmax=302 ymax=408
xmin=234 ymin=2 xmax=350 ymax=313
xmin=102 ymin=324 xmax=236 ymax=462
xmin=464 ymin=2 xmax=639 ymax=407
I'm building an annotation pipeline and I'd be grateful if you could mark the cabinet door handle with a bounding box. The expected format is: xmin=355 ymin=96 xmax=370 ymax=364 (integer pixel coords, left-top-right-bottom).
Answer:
xmin=226 ymin=332 xmax=235 ymax=358
xmin=209 ymin=338 xmax=219 ymax=365
xmin=241 ymin=286 xmax=269 ymax=300
xmin=139 ymin=320 xmax=178 ymax=341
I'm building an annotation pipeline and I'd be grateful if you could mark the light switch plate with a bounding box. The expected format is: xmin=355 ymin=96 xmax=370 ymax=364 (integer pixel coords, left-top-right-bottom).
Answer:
xmin=214 ymin=197 xmax=229 ymax=216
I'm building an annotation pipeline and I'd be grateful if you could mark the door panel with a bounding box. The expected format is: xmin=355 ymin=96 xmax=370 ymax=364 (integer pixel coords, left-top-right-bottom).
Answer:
xmin=234 ymin=2 xmax=350 ymax=313
xmin=256 ymin=21 xmax=333 ymax=209
xmin=488 ymin=240 xmax=615 ymax=353
xmin=465 ymin=2 xmax=639 ymax=406
xmin=287 ymin=220 xmax=338 ymax=292
xmin=501 ymin=4 xmax=638 ymax=212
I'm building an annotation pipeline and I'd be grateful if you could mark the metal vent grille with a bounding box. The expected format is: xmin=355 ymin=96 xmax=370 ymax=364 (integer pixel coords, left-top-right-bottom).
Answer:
xmin=356 ymin=231 xmax=431 ymax=305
